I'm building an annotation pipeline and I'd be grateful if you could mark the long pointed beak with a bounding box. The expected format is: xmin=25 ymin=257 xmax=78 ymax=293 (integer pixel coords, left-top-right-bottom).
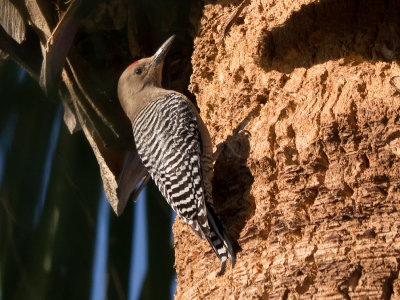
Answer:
xmin=149 ymin=35 xmax=175 ymax=68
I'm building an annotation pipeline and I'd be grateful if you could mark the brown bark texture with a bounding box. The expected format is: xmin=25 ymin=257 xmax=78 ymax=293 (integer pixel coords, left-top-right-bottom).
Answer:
xmin=173 ymin=0 xmax=400 ymax=299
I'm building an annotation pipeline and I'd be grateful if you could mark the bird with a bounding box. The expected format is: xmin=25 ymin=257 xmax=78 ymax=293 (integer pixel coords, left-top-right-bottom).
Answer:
xmin=117 ymin=35 xmax=235 ymax=274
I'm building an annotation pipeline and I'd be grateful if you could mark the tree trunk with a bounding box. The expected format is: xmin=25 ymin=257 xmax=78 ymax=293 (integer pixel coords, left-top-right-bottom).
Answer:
xmin=173 ymin=0 xmax=400 ymax=298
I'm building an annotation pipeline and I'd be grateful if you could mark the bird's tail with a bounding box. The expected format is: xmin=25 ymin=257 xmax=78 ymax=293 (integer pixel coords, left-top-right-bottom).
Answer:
xmin=205 ymin=202 xmax=236 ymax=275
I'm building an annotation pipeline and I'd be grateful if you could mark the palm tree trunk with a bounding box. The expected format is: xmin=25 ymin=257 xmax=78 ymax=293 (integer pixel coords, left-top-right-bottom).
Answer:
xmin=173 ymin=0 xmax=400 ymax=298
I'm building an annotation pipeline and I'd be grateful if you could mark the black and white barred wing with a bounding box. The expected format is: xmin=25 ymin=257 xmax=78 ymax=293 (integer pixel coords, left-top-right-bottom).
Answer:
xmin=132 ymin=93 xmax=209 ymax=238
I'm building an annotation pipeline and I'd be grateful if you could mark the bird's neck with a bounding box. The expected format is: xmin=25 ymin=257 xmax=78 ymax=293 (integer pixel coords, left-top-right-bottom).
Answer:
xmin=126 ymin=86 xmax=173 ymax=122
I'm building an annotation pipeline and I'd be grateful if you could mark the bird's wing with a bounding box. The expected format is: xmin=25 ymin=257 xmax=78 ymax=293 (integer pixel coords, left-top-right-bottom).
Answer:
xmin=132 ymin=93 xmax=209 ymax=238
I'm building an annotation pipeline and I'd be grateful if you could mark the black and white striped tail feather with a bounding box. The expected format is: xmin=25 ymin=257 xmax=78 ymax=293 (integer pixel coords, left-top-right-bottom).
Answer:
xmin=205 ymin=202 xmax=235 ymax=275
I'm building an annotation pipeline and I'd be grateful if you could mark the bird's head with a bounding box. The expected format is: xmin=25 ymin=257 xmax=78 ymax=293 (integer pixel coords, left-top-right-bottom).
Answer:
xmin=117 ymin=35 xmax=175 ymax=119
xmin=117 ymin=35 xmax=175 ymax=120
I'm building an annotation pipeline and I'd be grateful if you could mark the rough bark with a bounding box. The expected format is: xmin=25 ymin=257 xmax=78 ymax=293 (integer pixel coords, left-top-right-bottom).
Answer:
xmin=173 ymin=0 xmax=400 ymax=298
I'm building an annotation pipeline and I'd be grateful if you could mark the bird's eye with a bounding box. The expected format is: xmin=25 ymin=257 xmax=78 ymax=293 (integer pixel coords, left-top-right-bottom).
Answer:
xmin=135 ymin=67 xmax=143 ymax=75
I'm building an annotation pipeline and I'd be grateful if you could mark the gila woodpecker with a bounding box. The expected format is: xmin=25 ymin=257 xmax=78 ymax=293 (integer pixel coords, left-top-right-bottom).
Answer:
xmin=117 ymin=36 xmax=235 ymax=274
